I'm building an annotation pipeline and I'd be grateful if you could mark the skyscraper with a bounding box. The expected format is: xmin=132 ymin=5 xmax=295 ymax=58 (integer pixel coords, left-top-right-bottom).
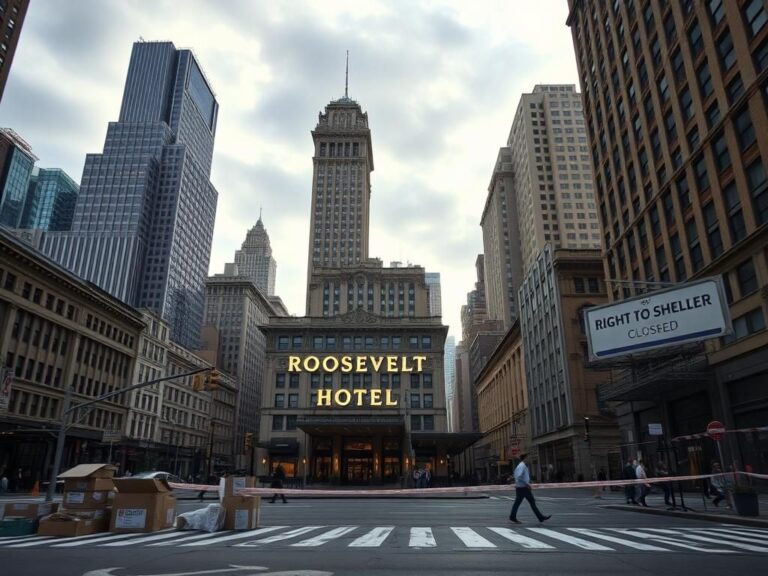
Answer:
xmin=20 ymin=168 xmax=79 ymax=231
xmin=0 ymin=0 xmax=29 ymax=103
xmin=425 ymin=272 xmax=442 ymax=316
xmin=43 ymin=41 xmax=219 ymax=348
xmin=0 ymin=127 xmax=36 ymax=228
xmin=507 ymin=85 xmax=600 ymax=272
xmin=567 ymin=0 xmax=768 ymax=471
xmin=233 ymin=216 xmax=277 ymax=296
xmin=305 ymin=91 xmax=373 ymax=304
xmin=481 ymin=147 xmax=522 ymax=328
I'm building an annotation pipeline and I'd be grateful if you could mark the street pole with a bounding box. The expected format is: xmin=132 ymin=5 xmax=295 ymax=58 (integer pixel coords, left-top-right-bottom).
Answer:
xmin=45 ymin=366 xmax=211 ymax=502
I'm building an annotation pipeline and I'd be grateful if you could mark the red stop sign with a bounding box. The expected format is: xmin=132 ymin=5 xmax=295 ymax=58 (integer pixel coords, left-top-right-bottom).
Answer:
xmin=707 ymin=420 xmax=726 ymax=441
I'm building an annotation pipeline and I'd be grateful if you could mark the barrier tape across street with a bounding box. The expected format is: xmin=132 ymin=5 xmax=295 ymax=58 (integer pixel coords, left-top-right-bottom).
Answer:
xmin=169 ymin=471 xmax=767 ymax=496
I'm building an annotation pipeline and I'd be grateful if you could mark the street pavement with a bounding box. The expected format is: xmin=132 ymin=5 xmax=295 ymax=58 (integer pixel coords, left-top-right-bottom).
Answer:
xmin=1 ymin=488 xmax=766 ymax=575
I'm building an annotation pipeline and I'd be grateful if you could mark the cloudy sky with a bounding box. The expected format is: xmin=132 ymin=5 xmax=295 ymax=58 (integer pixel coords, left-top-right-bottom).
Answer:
xmin=0 ymin=0 xmax=579 ymax=339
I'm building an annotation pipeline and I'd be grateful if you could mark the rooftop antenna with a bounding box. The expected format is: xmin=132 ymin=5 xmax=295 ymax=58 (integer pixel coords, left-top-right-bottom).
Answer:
xmin=345 ymin=50 xmax=349 ymax=98
xmin=259 ymin=206 xmax=262 ymax=220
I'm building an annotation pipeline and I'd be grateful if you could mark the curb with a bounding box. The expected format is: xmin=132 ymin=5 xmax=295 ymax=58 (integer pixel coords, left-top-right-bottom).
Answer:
xmin=603 ymin=504 xmax=768 ymax=527
xmin=177 ymin=495 xmax=489 ymax=501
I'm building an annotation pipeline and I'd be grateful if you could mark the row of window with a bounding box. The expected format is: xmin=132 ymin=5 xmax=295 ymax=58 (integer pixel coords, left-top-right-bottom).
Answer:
xmin=318 ymin=142 xmax=361 ymax=158
xmin=277 ymin=372 xmax=434 ymax=389
xmin=302 ymin=335 xmax=432 ymax=351
xmin=273 ymin=392 xmax=435 ymax=408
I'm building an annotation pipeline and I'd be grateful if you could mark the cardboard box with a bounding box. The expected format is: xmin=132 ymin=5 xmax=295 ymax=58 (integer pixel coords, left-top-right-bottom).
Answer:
xmin=110 ymin=478 xmax=176 ymax=533
xmin=222 ymin=495 xmax=261 ymax=530
xmin=58 ymin=463 xmax=117 ymax=480
xmin=220 ymin=476 xmax=256 ymax=498
xmin=2 ymin=502 xmax=58 ymax=519
xmin=58 ymin=507 xmax=111 ymax=523
xmin=38 ymin=514 xmax=109 ymax=537
xmin=63 ymin=477 xmax=115 ymax=492
xmin=63 ymin=490 xmax=113 ymax=509
xmin=0 ymin=518 xmax=36 ymax=537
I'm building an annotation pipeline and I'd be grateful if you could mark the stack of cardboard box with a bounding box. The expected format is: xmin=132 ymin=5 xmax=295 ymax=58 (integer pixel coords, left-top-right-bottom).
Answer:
xmin=38 ymin=464 xmax=116 ymax=537
xmin=220 ymin=476 xmax=261 ymax=530
xmin=110 ymin=478 xmax=176 ymax=533
xmin=1 ymin=502 xmax=58 ymax=536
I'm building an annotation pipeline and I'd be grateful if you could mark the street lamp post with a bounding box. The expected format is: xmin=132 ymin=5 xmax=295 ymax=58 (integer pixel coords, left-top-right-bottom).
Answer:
xmin=45 ymin=366 xmax=213 ymax=502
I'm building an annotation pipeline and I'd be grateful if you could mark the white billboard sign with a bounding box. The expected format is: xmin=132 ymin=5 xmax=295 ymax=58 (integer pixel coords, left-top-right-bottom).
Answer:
xmin=585 ymin=277 xmax=731 ymax=361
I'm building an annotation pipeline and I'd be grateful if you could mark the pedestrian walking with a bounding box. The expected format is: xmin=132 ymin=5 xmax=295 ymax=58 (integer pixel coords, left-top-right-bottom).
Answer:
xmin=623 ymin=460 xmax=638 ymax=504
xmin=635 ymin=460 xmax=651 ymax=507
xmin=655 ymin=460 xmax=672 ymax=506
xmin=710 ymin=462 xmax=727 ymax=507
xmin=597 ymin=467 xmax=607 ymax=491
xmin=413 ymin=467 xmax=423 ymax=488
xmin=269 ymin=464 xmax=288 ymax=503
xmin=509 ymin=453 xmax=551 ymax=524
xmin=0 ymin=468 xmax=7 ymax=492
xmin=424 ymin=467 xmax=432 ymax=488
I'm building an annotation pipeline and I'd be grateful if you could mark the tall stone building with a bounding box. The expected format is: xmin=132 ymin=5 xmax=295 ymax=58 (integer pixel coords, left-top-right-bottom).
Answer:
xmin=0 ymin=0 xmax=29 ymax=103
xmin=425 ymin=272 xmax=442 ymax=317
xmin=567 ymin=0 xmax=768 ymax=472
xmin=443 ymin=335 xmax=456 ymax=431
xmin=259 ymin=90 xmax=470 ymax=484
xmin=232 ymin=216 xmax=277 ymax=296
xmin=42 ymin=41 xmax=219 ymax=348
xmin=507 ymin=85 xmax=601 ymax=272
xmin=481 ymin=147 xmax=522 ymax=329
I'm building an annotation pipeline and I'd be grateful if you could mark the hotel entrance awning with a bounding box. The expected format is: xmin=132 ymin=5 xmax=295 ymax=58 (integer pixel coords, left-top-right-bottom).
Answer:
xmin=297 ymin=415 xmax=405 ymax=435
xmin=412 ymin=432 xmax=483 ymax=455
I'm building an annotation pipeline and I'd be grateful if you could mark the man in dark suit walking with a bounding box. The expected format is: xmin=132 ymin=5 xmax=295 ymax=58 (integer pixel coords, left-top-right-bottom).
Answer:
xmin=509 ymin=454 xmax=551 ymax=523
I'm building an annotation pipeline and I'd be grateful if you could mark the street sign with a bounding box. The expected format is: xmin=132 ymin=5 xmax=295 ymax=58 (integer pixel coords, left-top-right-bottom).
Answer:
xmin=102 ymin=429 xmax=122 ymax=443
xmin=0 ymin=367 xmax=12 ymax=413
xmin=648 ymin=423 xmax=663 ymax=436
xmin=707 ymin=420 xmax=726 ymax=441
xmin=584 ymin=278 xmax=731 ymax=360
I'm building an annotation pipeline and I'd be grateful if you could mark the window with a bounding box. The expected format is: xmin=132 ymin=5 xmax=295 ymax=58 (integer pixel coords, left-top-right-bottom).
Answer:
xmin=744 ymin=0 xmax=768 ymax=37
xmin=735 ymin=107 xmax=756 ymax=152
xmin=650 ymin=205 xmax=661 ymax=236
xmin=574 ymin=278 xmax=585 ymax=293
xmin=704 ymin=202 xmax=724 ymax=258
xmin=677 ymin=175 xmax=691 ymax=210
xmin=423 ymin=415 xmax=434 ymax=431
xmin=272 ymin=416 xmax=284 ymax=431
xmin=286 ymin=416 xmax=297 ymax=431
xmin=423 ymin=394 xmax=433 ymax=408
xmin=680 ymin=87 xmax=694 ymax=121
xmin=274 ymin=394 xmax=285 ymax=408
xmin=709 ymin=0 xmax=725 ymax=26
xmin=689 ymin=21 xmax=704 ymax=57
xmin=748 ymin=159 xmax=768 ymax=225
xmin=411 ymin=415 xmax=422 ymax=431
xmin=277 ymin=336 xmax=289 ymax=350
xmin=697 ymin=61 xmax=713 ymax=99
xmin=686 ymin=219 xmax=704 ymax=272
xmin=716 ymin=30 xmax=736 ymax=70
xmin=421 ymin=336 xmax=432 ymax=349
xmin=727 ymin=74 xmax=745 ymax=104
xmin=423 ymin=373 xmax=433 ymax=389
xmin=408 ymin=336 xmax=419 ymax=349
xmin=275 ymin=373 xmax=286 ymax=388
xmin=712 ymin=132 xmax=731 ymax=172
xmin=588 ymin=277 xmax=599 ymax=293
xmin=694 ymin=155 xmax=710 ymax=192
xmin=724 ymin=182 xmax=747 ymax=243
xmin=410 ymin=393 xmax=420 ymax=409
xmin=288 ymin=394 xmax=299 ymax=408
xmin=736 ymin=259 xmax=758 ymax=296
xmin=313 ymin=336 xmax=324 ymax=350
xmin=291 ymin=336 xmax=302 ymax=350
xmin=289 ymin=374 xmax=299 ymax=388
xmin=725 ymin=307 xmax=766 ymax=344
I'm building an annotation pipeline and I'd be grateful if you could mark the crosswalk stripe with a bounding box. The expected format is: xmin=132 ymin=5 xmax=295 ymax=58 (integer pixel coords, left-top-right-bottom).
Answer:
xmin=704 ymin=527 xmax=768 ymax=541
xmin=292 ymin=526 xmax=357 ymax=547
xmin=608 ymin=529 xmax=737 ymax=553
xmin=181 ymin=526 xmax=286 ymax=546
xmin=101 ymin=530 xmax=194 ymax=546
xmin=568 ymin=528 xmax=670 ymax=551
xmin=451 ymin=527 xmax=496 ymax=548
xmin=3 ymin=531 xmax=114 ymax=548
xmin=694 ymin=530 xmax=768 ymax=546
xmin=487 ymin=527 xmax=554 ymax=549
xmin=644 ymin=529 xmax=768 ymax=553
xmin=409 ymin=527 xmax=436 ymax=547
xmin=349 ymin=526 xmax=394 ymax=547
xmin=245 ymin=526 xmax=325 ymax=545
xmin=527 ymin=528 xmax=614 ymax=551
xmin=148 ymin=531 xmax=235 ymax=546
xmin=0 ymin=535 xmax=53 ymax=546
xmin=52 ymin=531 xmax=167 ymax=548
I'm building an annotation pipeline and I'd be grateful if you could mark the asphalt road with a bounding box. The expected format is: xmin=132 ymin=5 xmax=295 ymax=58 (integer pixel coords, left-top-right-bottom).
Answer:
xmin=2 ymin=488 xmax=765 ymax=575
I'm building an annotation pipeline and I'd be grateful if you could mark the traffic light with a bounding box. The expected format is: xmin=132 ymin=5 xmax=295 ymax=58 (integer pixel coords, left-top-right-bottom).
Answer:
xmin=244 ymin=432 xmax=253 ymax=452
xmin=192 ymin=374 xmax=204 ymax=392
xmin=207 ymin=369 xmax=222 ymax=391
xmin=583 ymin=416 xmax=591 ymax=443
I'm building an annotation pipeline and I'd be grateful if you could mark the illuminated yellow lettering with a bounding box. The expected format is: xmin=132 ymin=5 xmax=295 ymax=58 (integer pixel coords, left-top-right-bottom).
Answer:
xmin=288 ymin=356 xmax=301 ymax=372
xmin=355 ymin=356 xmax=367 ymax=373
xmin=386 ymin=356 xmax=398 ymax=372
xmin=317 ymin=389 xmax=332 ymax=407
xmin=304 ymin=356 xmax=320 ymax=372
xmin=385 ymin=389 xmax=398 ymax=406
xmin=400 ymin=356 xmax=413 ymax=372
xmin=353 ymin=389 xmax=366 ymax=405
xmin=335 ymin=389 xmax=351 ymax=406
xmin=370 ymin=356 xmax=384 ymax=372
xmin=370 ymin=389 xmax=382 ymax=406
xmin=413 ymin=355 xmax=426 ymax=372
xmin=341 ymin=356 xmax=353 ymax=372
xmin=322 ymin=356 xmax=339 ymax=372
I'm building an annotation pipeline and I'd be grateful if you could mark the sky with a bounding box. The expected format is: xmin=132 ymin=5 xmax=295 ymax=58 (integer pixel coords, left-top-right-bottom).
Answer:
xmin=0 ymin=0 xmax=580 ymax=340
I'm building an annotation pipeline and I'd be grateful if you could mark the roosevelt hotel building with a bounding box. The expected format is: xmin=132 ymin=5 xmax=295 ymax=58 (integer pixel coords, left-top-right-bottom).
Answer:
xmin=258 ymin=93 xmax=475 ymax=484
